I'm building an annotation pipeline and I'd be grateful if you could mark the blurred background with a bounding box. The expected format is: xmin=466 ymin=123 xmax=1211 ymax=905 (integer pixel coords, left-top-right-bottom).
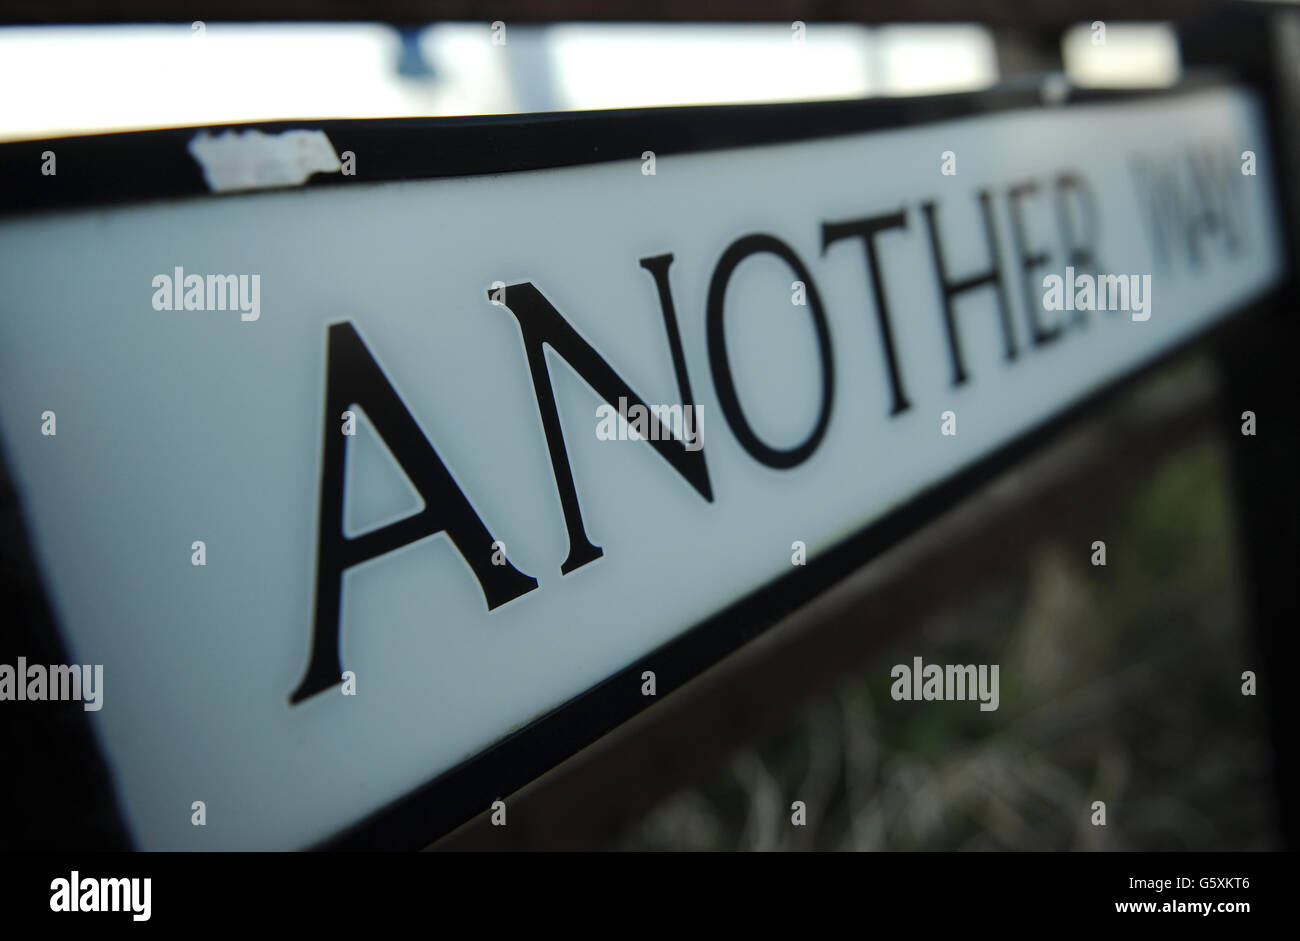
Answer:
xmin=622 ymin=413 xmax=1277 ymax=851
xmin=0 ymin=19 xmax=1190 ymax=142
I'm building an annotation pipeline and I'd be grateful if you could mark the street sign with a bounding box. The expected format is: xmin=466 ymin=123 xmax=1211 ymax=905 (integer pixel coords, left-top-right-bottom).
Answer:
xmin=0 ymin=80 xmax=1284 ymax=849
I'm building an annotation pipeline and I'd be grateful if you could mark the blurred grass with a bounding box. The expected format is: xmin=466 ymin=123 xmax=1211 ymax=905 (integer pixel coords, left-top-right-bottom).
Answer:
xmin=620 ymin=432 xmax=1278 ymax=850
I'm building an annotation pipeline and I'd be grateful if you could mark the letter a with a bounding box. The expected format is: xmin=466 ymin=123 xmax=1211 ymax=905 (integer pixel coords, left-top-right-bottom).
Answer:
xmin=291 ymin=322 xmax=538 ymax=704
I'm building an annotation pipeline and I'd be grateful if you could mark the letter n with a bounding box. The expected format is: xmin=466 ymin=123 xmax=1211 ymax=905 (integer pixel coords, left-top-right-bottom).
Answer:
xmin=290 ymin=322 xmax=538 ymax=704
xmin=492 ymin=268 xmax=712 ymax=575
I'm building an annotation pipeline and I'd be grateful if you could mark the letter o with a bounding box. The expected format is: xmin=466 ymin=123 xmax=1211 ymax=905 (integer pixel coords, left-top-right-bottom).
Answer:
xmin=706 ymin=234 xmax=834 ymax=469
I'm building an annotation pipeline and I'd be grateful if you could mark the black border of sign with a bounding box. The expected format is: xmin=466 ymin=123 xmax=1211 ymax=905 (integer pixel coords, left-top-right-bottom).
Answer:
xmin=0 ymin=68 xmax=1247 ymax=218
xmin=0 ymin=69 xmax=1290 ymax=851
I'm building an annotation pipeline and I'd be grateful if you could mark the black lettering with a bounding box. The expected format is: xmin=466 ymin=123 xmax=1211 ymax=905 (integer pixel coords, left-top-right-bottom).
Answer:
xmin=1187 ymin=149 xmax=1243 ymax=256
xmin=822 ymin=210 xmax=912 ymax=416
xmin=493 ymin=269 xmax=712 ymax=576
xmin=921 ymin=192 xmax=1018 ymax=386
xmin=1006 ymin=181 xmax=1061 ymax=346
xmin=292 ymin=322 xmax=538 ymax=705
xmin=1130 ymin=152 xmax=1237 ymax=271
xmin=706 ymin=234 xmax=835 ymax=469
xmin=1054 ymin=172 xmax=1100 ymax=272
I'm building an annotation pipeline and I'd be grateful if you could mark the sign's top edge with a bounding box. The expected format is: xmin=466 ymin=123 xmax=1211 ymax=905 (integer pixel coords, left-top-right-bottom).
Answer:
xmin=0 ymin=67 xmax=1244 ymax=218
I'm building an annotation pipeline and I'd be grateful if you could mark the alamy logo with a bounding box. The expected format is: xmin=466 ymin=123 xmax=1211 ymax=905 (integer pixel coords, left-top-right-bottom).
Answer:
xmin=890 ymin=656 xmax=999 ymax=711
xmin=0 ymin=658 xmax=102 ymax=711
xmin=595 ymin=397 xmax=703 ymax=451
xmin=50 ymin=871 xmax=150 ymax=921
xmin=1042 ymin=265 xmax=1152 ymax=321
xmin=151 ymin=267 xmax=260 ymax=321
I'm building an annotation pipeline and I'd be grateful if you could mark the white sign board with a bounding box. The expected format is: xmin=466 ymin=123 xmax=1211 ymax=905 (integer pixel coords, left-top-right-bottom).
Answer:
xmin=0 ymin=84 xmax=1283 ymax=848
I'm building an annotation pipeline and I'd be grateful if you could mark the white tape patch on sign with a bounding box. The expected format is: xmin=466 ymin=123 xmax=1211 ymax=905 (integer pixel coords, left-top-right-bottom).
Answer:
xmin=0 ymin=85 xmax=1284 ymax=848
